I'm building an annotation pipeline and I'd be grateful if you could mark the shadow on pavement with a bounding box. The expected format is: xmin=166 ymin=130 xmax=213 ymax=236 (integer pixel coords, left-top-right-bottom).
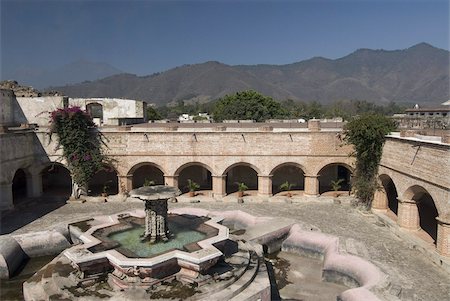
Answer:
xmin=0 ymin=195 xmax=67 ymax=235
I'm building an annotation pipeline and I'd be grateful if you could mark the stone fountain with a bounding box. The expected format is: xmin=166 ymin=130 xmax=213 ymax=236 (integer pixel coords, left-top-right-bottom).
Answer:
xmin=129 ymin=185 xmax=179 ymax=243
xmin=20 ymin=185 xmax=386 ymax=301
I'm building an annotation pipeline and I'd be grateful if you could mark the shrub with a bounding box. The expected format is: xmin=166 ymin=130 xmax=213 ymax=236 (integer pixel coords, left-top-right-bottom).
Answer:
xmin=49 ymin=107 xmax=108 ymax=195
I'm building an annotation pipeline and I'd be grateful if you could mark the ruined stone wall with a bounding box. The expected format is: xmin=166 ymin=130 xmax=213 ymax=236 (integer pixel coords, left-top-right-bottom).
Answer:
xmin=378 ymin=136 xmax=450 ymax=216
xmin=0 ymin=89 xmax=16 ymax=127
xmin=87 ymin=127 xmax=354 ymax=177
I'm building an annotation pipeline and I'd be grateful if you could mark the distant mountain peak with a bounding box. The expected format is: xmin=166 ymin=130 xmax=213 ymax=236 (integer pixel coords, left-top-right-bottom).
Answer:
xmin=408 ymin=42 xmax=436 ymax=50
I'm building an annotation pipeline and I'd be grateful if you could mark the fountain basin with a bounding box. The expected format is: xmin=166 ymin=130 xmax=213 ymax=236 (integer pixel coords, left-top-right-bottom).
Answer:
xmin=64 ymin=210 xmax=229 ymax=288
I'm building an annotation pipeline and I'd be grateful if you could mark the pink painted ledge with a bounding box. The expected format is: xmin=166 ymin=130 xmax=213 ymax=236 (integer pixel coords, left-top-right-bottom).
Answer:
xmin=170 ymin=208 xmax=385 ymax=301
xmin=284 ymin=224 xmax=384 ymax=301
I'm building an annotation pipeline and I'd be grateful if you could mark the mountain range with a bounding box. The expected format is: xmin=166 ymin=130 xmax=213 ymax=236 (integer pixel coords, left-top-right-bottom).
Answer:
xmin=51 ymin=43 xmax=449 ymax=105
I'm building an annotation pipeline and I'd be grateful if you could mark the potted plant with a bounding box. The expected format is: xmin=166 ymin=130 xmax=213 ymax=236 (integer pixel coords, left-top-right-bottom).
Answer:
xmin=279 ymin=181 xmax=294 ymax=197
xmin=236 ymin=182 xmax=248 ymax=198
xmin=143 ymin=178 xmax=155 ymax=187
xmin=101 ymin=183 xmax=109 ymax=197
xmin=330 ymin=178 xmax=345 ymax=198
xmin=187 ymin=179 xmax=200 ymax=197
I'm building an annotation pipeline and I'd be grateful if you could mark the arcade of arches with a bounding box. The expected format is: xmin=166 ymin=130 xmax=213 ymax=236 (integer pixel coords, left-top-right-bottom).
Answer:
xmin=373 ymin=174 xmax=448 ymax=256
xmin=10 ymin=161 xmax=353 ymax=202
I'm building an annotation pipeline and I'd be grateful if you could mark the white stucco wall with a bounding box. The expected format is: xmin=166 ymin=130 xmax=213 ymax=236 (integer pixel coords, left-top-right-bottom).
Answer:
xmin=70 ymin=98 xmax=146 ymax=125
xmin=15 ymin=96 xmax=67 ymax=126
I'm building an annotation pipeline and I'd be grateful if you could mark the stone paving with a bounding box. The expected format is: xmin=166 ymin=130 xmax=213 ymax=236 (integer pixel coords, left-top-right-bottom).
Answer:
xmin=1 ymin=196 xmax=450 ymax=301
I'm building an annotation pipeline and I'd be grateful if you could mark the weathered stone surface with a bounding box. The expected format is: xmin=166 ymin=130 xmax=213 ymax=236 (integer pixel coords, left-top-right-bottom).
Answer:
xmin=0 ymin=237 xmax=26 ymax=279
xmin=130 ymin=185 xmax=181 ymax=201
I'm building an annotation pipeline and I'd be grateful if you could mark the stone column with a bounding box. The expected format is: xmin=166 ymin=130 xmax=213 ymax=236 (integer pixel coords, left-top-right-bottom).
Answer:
xmin=27 ymin=171 xmax=42 ymax=198
xmin=0 ymin=182 xmax=13 ymax=210
xmin=436 ymin=215 xmax=450 ymax=256
xmin=372 ymin=188 xmax=388 ymax=210
xmin=397 ymin=198 xmax=420 ymax=230
xmin=308 ymin=119 xmax=321 ymax=131
xmin=164 ymin=175 xmax=179 ymax=188
xmin=304 ymin=175 xmax=319 ymax=196
xmin=212 ymin=175 xmax=226 ymax=198
xmin=118 ymin=175 xmax=132 ymax=194
xmin=258 ymin=175 xmax=272 ymax=197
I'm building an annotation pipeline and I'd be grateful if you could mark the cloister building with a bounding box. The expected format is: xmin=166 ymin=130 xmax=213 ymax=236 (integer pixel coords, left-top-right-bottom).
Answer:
xmin=0 ymin=89 xmax=449 ymax=262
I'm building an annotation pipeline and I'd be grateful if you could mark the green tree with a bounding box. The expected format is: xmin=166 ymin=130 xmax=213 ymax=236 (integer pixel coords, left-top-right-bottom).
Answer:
xmin=343 ymin=114 xmax=395 ymax=209
xmin=146 ymin=106 xmax=162 ymax=121
xmin=213 ymin=90 xmax=288 ymax=122
xmin=304 ymin=101 xmax=324 ymax=119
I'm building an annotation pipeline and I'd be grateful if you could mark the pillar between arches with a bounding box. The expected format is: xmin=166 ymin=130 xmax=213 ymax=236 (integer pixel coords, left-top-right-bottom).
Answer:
xmin=304 ymin=174 xmax=319 ymax=196
xmin=212 ymin=175 xmax=226 ymax=198
xmin=27 ymin=171 xmax=42 ymax=198
xmin=258 ymin=175 xmax=272 ymax=196
xmin=164 ymin=175 xmax=179 ymax=188
xmin=372 ymin=188 xmax=388 ymax=210
xmin=0 ymin=182 xmax=13 ymax=210
xmin=397 ymin=198 xmax=420 ymax=230
xmin=436 ymin=215 xmax=450 ymax=256
xmin=118 ymin=175 xmax=132 ymax=194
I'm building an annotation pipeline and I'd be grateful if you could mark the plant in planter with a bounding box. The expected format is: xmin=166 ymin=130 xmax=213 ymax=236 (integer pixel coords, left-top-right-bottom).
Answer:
xmin=101 ymin=180 xmax=112 ymax=197
xmin=279 ymin=181 xmax=294 ymax=197
xmin=143 ymin=178 xmax=155 ymax=187
xmin=236 ymin=182 xmax=248 ymax=198
xmin=187 ymin=179 xmax=200 ymax=197
xmin=330 ymin=178 xmax=345 ymax=197
xmin=101 ymin=184 xmax=109 ymax=197
xmin=49 ymin=106 xmax=108 ymax=199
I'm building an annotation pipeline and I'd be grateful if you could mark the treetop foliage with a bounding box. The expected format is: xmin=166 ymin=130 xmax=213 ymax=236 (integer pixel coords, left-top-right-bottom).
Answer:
xmin=149 ymin=92 xmax=407 ymax=122
xmin=213 ymin=90 xmax=288 ymax=122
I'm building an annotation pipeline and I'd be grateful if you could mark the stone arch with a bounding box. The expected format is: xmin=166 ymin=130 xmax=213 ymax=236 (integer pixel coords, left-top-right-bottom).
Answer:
xmin=127 ymin=162 xmax=165 ymax=189
xmin=176 ymin=162 xmax=213 ymax=194
xmin=12 ymin=168 xmax=29 ymax=205
xmin=223 ymin=162 xmax=259 ymax=194
xmin=40 ymin=163 xmax=72 ymax=198
xmin=222 ymin=162 xmax=261 ymax=176
xmin=88 ymin=164 xmax=119 ymax=196
xmin=403 ymin=185 xmax=439 ymax=244
xmin=86 ymin=102 xmax=103 ymax=120
xmin=270 ymin=162 xmax=305 ymax=195
xmin=373 ymin=174 xmax=399 ymax=215
xmin=318 ymin=163 xmax=352 ymax=194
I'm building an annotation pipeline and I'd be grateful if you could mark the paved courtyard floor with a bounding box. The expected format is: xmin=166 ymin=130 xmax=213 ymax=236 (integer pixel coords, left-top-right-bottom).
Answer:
xmin=1 ymin=196 xmax=449 ymax=301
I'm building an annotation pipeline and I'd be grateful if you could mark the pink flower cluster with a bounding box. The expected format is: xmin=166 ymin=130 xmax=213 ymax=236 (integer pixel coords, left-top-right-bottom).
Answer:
xmin=50 ymin=106 xmax=86 ymax=122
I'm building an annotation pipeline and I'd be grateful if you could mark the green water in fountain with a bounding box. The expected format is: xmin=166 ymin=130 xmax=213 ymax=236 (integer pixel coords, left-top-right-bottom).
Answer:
xmin=108 ymin=221 xmax=206 ymax=257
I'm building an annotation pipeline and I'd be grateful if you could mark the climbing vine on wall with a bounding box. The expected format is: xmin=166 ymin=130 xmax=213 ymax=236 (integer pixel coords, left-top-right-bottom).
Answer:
xmin=49 ymin=107 xmax=107 ymax=192
xmin=343 ymin=113 xmax=395 ymax=209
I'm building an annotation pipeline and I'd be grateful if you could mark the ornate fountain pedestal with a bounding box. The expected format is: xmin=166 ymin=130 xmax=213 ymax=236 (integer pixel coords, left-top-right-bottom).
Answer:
xmin=130 ymin=185 xmax=180 ymax=243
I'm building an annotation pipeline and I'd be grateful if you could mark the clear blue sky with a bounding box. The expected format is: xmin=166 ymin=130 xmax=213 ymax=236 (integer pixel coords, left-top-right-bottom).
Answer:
xmin=1 ymin=0 xmax=449 ymax=77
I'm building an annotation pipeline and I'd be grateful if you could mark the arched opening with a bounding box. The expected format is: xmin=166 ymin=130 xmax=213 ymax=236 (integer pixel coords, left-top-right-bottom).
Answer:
xmin=225 ymin=164 xmax=258 ymax=195
xmin=271 ymin=164 xmax=305 ymax=195
xmin=41 ymin=164 xmax=72 ymax=198
xmin=318 ymin=164 xmax=352 ymax=194
xmin=178 ymin=164 xmax=212 ymax=194
xmin=86 ymin=102 xmax=103 ymax=124
xmin=379 ymin=175 xmax=398 ymax=215
xmin=12 ymin=168 xmax=27 ymax=205
xmin=130 ymin=163 xmax=164 ymax=189
xmin=406 ymin=186 xmax=438 ymax=244
xmin=88 ymin=165 xmax=118 ymax=196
